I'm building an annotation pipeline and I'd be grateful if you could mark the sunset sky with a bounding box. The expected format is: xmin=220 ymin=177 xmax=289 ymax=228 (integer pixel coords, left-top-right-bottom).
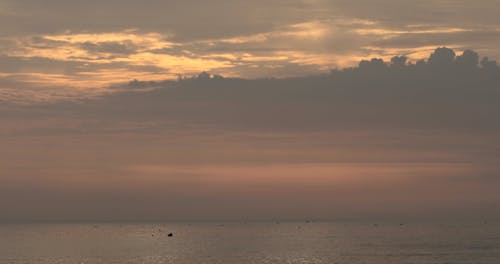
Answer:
xmin=1 ymin=1 xmax=499 ymax=221
xmin=0 ymin=0 xmax=499 ymax=101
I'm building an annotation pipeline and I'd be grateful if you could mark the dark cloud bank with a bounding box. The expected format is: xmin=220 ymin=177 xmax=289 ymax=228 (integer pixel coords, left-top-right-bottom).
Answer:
xmin=33 ymin=47 xmax=498 ymax=133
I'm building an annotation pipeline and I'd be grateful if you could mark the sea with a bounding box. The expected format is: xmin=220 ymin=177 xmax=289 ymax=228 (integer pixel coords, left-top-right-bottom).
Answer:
xmin=0 ymin=221 xmax=499 ymax=263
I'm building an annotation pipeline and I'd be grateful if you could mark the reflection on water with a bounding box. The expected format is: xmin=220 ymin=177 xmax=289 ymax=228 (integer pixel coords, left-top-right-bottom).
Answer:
xmin=1 ymin=221 xmax=499 ymax=263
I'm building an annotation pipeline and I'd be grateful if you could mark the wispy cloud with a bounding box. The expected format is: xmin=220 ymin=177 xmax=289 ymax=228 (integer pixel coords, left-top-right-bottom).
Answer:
xmin=0 ymin=1 xmax=499 ymax=102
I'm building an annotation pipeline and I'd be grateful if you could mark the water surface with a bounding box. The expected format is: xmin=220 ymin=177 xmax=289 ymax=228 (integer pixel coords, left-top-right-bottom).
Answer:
xmin=1 ymin=221 xmax=499 ymax=263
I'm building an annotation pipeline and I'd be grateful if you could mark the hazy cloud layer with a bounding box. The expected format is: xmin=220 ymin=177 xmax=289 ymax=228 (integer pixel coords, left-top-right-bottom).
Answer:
xmin=1 ymin=47 xmax=499 ymax=221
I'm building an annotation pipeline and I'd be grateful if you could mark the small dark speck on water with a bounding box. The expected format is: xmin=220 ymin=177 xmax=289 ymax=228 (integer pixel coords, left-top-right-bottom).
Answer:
xmin=168 ymin=233 xmax=174 ymax=237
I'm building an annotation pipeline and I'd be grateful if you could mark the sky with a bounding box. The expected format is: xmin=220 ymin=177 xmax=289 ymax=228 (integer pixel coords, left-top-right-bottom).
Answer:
xmin=1 ymin=1 xmax=500 ymax=222
xmin=0 ymin=0 xmax=499 ymax=101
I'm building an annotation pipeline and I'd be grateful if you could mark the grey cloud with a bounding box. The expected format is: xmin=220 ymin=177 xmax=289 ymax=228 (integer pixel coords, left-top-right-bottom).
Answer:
xmin=322 ymin=0 xmax=500 ymax=27
xmin=1 ymin=0 xmax=498 ymax=42
xmin=80 ymin=41 xmax=138 ymax=55
xmin=0 ymin=0 xmax=308 ymax=40
xmin=6 ymin=47 xmax=497 ymax=134
xmin=121 ymin=48 xmax=498 ymax=131
xmin=371 ymin=29 xmax=500 ymax=49
xmin=0 ymin=55 xmax=84 ymax=74
xmin=0 ymin=55 xmax=166 ymax=76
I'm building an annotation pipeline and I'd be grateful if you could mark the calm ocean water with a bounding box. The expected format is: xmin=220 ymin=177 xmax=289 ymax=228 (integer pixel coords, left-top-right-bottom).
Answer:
xmin=0 ymin=221 xmax=499 ymax=263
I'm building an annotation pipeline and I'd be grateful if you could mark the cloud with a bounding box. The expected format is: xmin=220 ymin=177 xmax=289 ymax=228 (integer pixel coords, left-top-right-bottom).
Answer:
xmin=3 ymin=47 xmax=498 ymax=131
xmin=1 ymin=47 xmax=500 ymax=221
xmin=0 ymin=1 xmax=498 ymax=93
xmin=79 ymin=41 xmax=140 ymax=56
xmin=91 ymin=48 xmax=498 ymax=135
xmin=0 ymin=0 xmax=307 ymax=39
